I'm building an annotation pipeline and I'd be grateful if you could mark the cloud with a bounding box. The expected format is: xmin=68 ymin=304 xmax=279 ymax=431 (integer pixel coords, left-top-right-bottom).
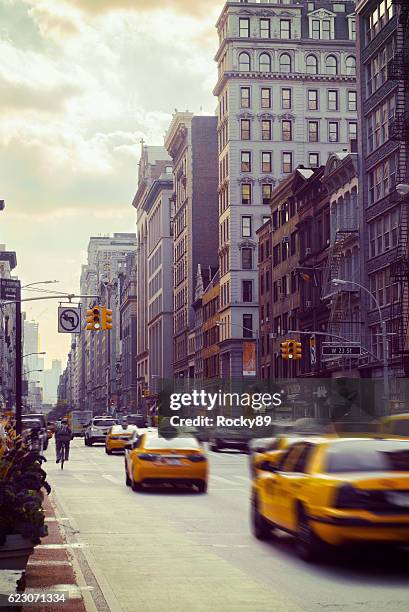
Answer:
xmin=28 ymin=2 xmax=82 ymax=39
xmin=67 ymin=0 xmax=220 ymax=17
xmin=0 ymin=75 xmax=80 ymax=112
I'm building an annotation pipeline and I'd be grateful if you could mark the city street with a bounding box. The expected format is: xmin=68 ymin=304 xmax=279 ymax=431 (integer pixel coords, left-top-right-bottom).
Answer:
xmin=45 ymin=439 xmax=409 ymax=612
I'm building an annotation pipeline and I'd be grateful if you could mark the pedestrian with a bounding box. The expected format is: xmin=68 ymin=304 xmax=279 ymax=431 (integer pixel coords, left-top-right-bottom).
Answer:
xmin=55 ymin=418 xmax=72 ymax=464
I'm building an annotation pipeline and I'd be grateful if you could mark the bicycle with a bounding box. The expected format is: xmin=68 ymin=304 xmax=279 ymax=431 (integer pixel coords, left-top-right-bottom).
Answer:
xmin=60 ymin=442 xmax=69 ymax=470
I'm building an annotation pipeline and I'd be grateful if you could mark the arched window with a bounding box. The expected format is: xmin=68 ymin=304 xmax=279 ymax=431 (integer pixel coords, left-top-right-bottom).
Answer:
xmin=326 ymin=55 xmax=338 ymax=75
xmin=305 ymin=54 xmax=318 ymax=74
xmin=238 ymin=52 xmax=251 ymax=72
xmin=279 ymin=53 xmax=292 ymax=73
xmin=259 ymin=52 xmax=271 ymax=72
xmin=345 ymin=55 xmax=356 ymax=76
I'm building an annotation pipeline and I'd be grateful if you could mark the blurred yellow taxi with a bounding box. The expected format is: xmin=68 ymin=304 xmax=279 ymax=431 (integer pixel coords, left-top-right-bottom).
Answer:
xmin=251 ymin=437 xmax=409 ymax=561
xmin=105 ymin=425 xmax=139 ymax=454
xmin=124 ymin=432 xmax=208 ymax=493
xmin=379 ymin=413 xmax=409 ymax=439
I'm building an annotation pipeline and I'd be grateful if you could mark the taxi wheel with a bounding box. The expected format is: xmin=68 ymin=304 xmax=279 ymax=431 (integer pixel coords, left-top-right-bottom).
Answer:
xmin=105 ymin=448 xmax=112 ymax=455
xmin=131 ymin=475 xmax=143 ymax=492
xmin=251 ymin=496 xmax=271 ymax=540
xmin=296 ymin=508 xmax=324 ymax=563
xmin=125 ymin=468 xmax=131 ymax=487
xmin=197 ymin=481 xmax=207 ymax=494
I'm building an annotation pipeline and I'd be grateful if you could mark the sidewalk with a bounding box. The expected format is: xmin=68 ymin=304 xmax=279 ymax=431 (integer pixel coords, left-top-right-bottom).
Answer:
xmin=23 ymin=493 xmax=88 ymax=612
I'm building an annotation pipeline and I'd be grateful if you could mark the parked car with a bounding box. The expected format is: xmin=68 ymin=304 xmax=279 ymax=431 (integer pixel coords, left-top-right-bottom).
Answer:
xmin=21 ymin=415 xmax=48 ymax=450
xmin=208 ymin=427 xmax=253 ymax=453
xmin=124 ymin=431 xmax=208 ymax=493
xmin=251 ymin=437 xmax=409 ymax=561
xmin=378 ymin=413 xmax=409 ymax=438
xmin=122 ymin=413 xmax=147 ymax=428
xmin=84 ymin=417 xmax=118 ymax=446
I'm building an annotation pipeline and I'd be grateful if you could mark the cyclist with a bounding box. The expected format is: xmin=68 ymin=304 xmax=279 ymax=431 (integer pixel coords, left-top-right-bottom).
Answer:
xmin=55 ymin=418 xmax=72 ymax=464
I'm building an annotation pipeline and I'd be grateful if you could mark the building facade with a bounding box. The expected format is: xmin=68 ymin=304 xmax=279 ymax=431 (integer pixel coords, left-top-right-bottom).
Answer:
xmin=214 ymin=0 xmax=357 ymax=378
xmin=164 ymin=113 xmax=219 ymax=379
xmin=0 ymin=248 xmax=18 ymax=411
xmin=356 ymin=0 xmax=409 ymax=393
xmin=119 ymin=252 xmax=137 ymax=414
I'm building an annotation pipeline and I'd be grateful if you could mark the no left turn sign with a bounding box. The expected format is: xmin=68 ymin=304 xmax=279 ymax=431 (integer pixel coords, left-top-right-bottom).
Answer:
xmin=58 ymin=306 xmax=81 ymax=334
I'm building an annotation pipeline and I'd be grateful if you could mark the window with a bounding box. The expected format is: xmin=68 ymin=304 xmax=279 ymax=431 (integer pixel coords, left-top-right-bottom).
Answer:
xmin=347 ymin=90 xmax=357 ymax=111
xmin=262 ymin=183 xmax=272 ymax=205
xmin=243 ymin=314 xmax=253 ymax=338
xmin=241 ymin=216 xmax=252 ymax=237
xmin=326 ymin=55 xmax=338 ymax=75
xmin=262 ymin=151 xmax=272 ymax=173
xmin=307 ymin=89 xmax=318 ymax=110
xmin=282 ymin=120 xmax=292 ymax=141
xmin=280 ymin=19 xmax=291 ymax=39
xmin=349 ymin=17 xmax=356 ymax=41
xmin=241 ymin=151 xmax=251 ymax=172
xmin=368 ymin=154 xmax=398 ymax=205
xmin=259 ymin=53 xmax=271 ymax=72
xmin=290 ymin=231 xmax=297 ymax=255
xmin=261 ymin=87 xmax=271 ymax=109
xmin=366 ymin=40 xmax=394 ymax=97
xmin=348 ymin=122 xmax=357 ymax=142
xmin=322 ymin=19 xmax=331 ymax=40
xmin=242 ymin=280 xmax=253 ymax=302
xmin=367 ymin=95 xmax=396 ymax=153
xmin=241 ymin=183 xmax=251 ymax=205
xmin=311 ymin=19 xmax=320 ymax=39
xmin=241 ymin=247 xmax=253 ymax=270
xmin=306 ymin=54 xmax=318 ymax=74
xmin=282 ymin=152 xmax=293 ymax=173
xmin=281 ymin=88 xmax=292 ymax=110
xmin=239 ymin=18 xmax=250 ymax=38
xmin=308 ymin=152 xmax=319 ymax=168
xmin=366 ymin=0 xmax=395 ymax=42
xmin=240 ymin=87 xmax=251 ymax=108
xmin=346 ymin=56 xmax=356 ymax=76
xmin=241 ymin=119 xmax=251 ymax=140
xmin=260 ymin=18 xmax=270 ymax=38
xmin=327 ymin=90 xmax=338 ymax=111
xmin=262 ymin=119 xmax=272 ymax=140
xmin=279 ymin=53 xmax=292 ymax=73
xmin=328 ymin=121 xmax=339 ymax=142
xmin=308 ymin=120 xmax=319 ymax=142
xmin=238 ymin=52 xmax=251 ymax=72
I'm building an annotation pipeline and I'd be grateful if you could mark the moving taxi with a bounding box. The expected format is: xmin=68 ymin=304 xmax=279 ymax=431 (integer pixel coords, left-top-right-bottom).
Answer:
xmin=251 ymin=438 xmax=409 ymax=561
xmin=379 ymin=413 xmax=409 ymax=438
xmin=105 ymin=424 xmax=139 ymax=454
xmin=124 ymin=432 xmax=208 ymax=493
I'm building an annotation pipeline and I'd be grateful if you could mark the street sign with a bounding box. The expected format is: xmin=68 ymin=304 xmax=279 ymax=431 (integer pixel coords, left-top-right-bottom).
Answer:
xmin=321 ymin=344 xmax=361 ymax=356
xmin=58 ymin=306 xmax=81 ymax=334
xmin=0 ymin=278 xmax=20 ymax=300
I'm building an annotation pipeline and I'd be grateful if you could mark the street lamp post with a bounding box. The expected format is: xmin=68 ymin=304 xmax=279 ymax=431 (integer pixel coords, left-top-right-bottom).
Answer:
xmin=332 ymin=278 xmax=389 ymax=412
xmin=217 ymin=321 xmax=259 ymax=377
xmin=23 ymin=352 xmax=46 ymax=358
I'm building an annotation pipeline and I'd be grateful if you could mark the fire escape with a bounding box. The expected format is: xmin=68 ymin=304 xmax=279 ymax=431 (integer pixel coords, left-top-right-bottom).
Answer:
xmin=388 ymin=0 xmax=409 ymax=371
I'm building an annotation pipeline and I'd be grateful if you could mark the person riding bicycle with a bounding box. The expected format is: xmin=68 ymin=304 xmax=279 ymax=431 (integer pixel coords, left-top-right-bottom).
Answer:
xmin=55 ymin=418 xmax=72 ymax=464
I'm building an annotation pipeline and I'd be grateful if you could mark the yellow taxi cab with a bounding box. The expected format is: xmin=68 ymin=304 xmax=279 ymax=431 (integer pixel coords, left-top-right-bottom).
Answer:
xmin=124 ymin=431 xmax=208 ymax=493
xmin=378 ymin=413 xmax=409 ymax=438
xmin=251 ymin=437 xmax=409 ymax=561
xmin=105 ymin=425 xmax=139 ymax=454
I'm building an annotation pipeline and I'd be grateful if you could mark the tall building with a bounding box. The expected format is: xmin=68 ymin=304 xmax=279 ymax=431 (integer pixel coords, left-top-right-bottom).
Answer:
xmin=214 ymin=0 xmax=357 ymax=377
xmin=356 ymin=0 xmax=409 ymax=392
xmin=23 ymin=320 xmax=40 ymax=382
xmin=41 ymin=359 xmax=62 ymax=405
xmin=132 ymin=144 xmax=172 ymax=406
xmin=77 ymin=233 xmax=137 ymax=414
xmin=118 ymin=252 xmax=137 ymax=413
xmin=164 ymin=112 xmax=219 ymax=378
xmin=0 ymin=248 xmax=18 ymax=410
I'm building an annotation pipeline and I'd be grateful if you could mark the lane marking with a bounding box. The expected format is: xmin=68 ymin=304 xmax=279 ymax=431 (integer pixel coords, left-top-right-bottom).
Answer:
xmin=74 ymin=474 xmax=88 ymax=484
xmin=211 ymin=475 xmax=242 ymax=485
xmin=102 ymin=474 xmax=122 ymax=485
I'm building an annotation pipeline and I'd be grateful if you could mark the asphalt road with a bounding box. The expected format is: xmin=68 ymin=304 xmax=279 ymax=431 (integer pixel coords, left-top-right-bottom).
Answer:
xmin=45 ymin=438 xmax=409 ymax=612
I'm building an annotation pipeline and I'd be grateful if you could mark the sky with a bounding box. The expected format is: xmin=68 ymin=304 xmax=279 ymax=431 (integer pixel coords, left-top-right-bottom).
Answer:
xmin=0 ymin=0 xmax=221 ymax=368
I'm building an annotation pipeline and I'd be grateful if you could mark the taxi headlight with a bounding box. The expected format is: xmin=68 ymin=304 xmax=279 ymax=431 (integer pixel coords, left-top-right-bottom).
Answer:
xmin=335 ymin=484 xmax=370 ymax=509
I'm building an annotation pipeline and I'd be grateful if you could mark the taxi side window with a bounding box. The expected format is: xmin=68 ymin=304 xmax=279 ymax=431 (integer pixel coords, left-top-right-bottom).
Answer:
xmin=292 ymin=444 xmax=314 ymax=473
xmin=132 ymin=435 xmax=143 ymax=449
xmin=277 ymin=445 xmax=301 ymax=472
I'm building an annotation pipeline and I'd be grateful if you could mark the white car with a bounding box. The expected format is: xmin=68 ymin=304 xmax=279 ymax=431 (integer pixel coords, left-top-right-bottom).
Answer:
xmin=84 ymin=417 xmax=118 ymax=446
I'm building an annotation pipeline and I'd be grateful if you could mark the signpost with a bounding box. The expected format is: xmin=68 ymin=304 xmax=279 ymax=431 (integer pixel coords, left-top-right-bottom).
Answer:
xmin=321 ymin=344 xmax=361 ymax=356
xmin=0 ymin=278 xmax=20 ymax=301
xmin=58 ymin=306 xmax=81 ymax=334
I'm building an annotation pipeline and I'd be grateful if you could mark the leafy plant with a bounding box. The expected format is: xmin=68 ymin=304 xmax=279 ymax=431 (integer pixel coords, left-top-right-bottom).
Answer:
xmin=0 ymin=419 xmax=51 ymax=546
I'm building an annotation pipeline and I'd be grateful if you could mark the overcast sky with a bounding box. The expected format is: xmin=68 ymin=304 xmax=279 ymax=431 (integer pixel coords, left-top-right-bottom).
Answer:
xmin=0 ymin=0 xmax=221 ymax=368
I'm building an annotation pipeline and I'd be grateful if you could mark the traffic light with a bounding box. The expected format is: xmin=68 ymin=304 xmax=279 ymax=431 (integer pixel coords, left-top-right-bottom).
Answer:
xmin=102 ymin=306 xmax=113 ymax=331
xmin=288 ymin=341 xmax=296 ymax=359
xmin=280 ymin=341 xmax=289 ymax=360
xmin=86 ymin=306 xmax=101 ymax=331
xmin=295 ymin=341 xmax=302 ymax=360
